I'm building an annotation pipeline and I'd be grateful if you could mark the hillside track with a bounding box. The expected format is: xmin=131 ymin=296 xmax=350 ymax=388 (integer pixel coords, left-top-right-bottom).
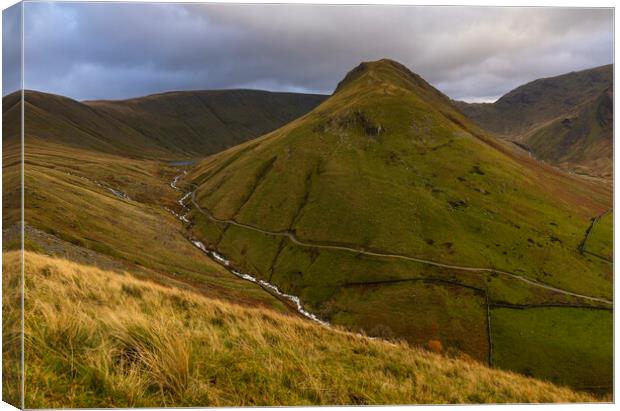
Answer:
xmin=189 ymin=190 xmax=612 ymax=306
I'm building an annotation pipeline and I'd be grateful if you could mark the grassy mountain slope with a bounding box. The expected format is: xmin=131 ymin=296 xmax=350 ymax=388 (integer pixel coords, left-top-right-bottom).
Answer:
xmin=5 ymin=89 xmax=325 ymax=159
xmin=16 ymin=139 xmax=286 ymax=312
xmin=187 ymin=59 xmax=612 ymax=390
xmin=5 ymin=250 xmax=599 ymax=407
xmin=456 ymin=65 xmax=612 ymax=177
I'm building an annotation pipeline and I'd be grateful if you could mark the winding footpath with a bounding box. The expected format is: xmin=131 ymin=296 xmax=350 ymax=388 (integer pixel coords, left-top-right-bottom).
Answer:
xmin=65 ymin=171 xmax=132 ymax=201
xmin=187 ymin=189 xmax=612 ymax=306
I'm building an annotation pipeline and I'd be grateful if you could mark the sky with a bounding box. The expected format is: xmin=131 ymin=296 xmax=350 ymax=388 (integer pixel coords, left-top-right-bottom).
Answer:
xmin=2 ymin=2 xmax=614 ymax=102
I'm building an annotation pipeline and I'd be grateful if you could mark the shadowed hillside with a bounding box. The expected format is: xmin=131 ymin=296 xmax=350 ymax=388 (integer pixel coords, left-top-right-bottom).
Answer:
xmin=187 ymin=59 xmax=612 ymax=391
xmin=87 ymin=90 xmax=327 ymax=157
xmin=456 ymin=65 xmax=613 ymax=178
xmin=4 ymin=89 xmax=325 ymax=159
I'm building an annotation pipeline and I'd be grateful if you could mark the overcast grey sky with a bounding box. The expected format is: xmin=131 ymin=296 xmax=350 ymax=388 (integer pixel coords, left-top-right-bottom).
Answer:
xmin=2 ymin=3 xmax=614 ymax=102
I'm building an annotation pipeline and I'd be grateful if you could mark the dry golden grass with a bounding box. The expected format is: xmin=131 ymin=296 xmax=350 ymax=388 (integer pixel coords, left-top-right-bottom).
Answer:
xmin=2 ymin=247 xmax=22 ymax=408
xmin=7 ymin=251 xmax=599 ymax=407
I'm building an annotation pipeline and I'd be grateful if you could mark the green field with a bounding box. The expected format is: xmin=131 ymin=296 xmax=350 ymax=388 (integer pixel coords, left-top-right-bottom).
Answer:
xmin=490 ymin=307 xmax=612 ymax=392
xmin=327 ymin=281 xmax=489 ymax=361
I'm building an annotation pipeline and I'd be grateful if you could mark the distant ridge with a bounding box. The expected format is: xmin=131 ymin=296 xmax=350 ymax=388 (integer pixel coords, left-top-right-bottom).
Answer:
xmin=456 ymin=65 xmax=613 ymax=178
xmin=5 ymin=88 xmax=326 ymax=158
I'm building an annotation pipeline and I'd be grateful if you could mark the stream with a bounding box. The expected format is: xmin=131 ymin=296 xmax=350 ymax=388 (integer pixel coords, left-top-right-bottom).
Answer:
xmin=169 ymin=171 xmax=331 ymax=327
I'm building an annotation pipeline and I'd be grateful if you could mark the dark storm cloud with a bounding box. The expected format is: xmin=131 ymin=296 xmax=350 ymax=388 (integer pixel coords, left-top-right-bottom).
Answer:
xmin=17 ymin=3 xmax=614 ymax=101
xmin=3 ymin=2 xmax=22 ymax=95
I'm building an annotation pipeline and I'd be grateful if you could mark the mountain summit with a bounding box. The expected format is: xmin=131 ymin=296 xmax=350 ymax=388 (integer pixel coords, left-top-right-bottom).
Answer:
xmin=335 ymin=59 xmax=440 ymax=96
xmin=301 ymin=58 xmax=490 ymax=149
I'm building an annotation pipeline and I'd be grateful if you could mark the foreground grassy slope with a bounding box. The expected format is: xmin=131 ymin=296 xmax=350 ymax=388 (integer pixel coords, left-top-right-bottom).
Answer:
xmin=187 ymin=59 xmax=612 ymax=389
xmin=2 ymin=250 xmax=21 ymax=407
xmin=8 ymin=251 xmax=598 ymax=407
xmin=456 ymin=65 xmax=613 ymax=177
xmin=4 ymin=89 xmax=325 ymax=159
